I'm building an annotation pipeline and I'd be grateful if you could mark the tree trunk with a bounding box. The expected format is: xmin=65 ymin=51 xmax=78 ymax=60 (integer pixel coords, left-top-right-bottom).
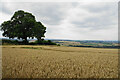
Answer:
xmin=37 ymin=37 xmax=42 ymax=44
xmin=37 ymin=37 xmax=42 ymax=42
xmin=23 ymin=37 xmax=28 ymax=44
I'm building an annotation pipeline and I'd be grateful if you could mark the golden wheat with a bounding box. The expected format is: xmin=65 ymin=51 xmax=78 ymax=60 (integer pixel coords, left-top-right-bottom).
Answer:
xmin=2 ymin=45 xmax=118 ymax=78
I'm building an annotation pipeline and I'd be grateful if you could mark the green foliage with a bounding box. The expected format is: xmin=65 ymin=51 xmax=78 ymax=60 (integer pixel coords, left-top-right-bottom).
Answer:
xmin=57 ymin=44 xmax=60 ymax=46
xmin=0 ymin=10 xmax=46 ymax=44
xmin=2 ymin=39 xmax=19 ymax=45
xmin=2 ymin=39 xmax=57 ymax=45
xmin=35 ymin=40 xmax=56 ymax=45
xmin=33 ymin=22 xmax=46 ymax=41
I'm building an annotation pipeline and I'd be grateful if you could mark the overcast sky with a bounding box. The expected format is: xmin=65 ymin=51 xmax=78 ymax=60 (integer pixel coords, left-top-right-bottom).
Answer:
xmin=0 ymin=0 xmax=119 ymax=40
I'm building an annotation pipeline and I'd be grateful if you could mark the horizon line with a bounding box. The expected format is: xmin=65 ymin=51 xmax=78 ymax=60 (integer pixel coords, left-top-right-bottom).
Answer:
xmin=0 ymin=37 xmax=118 ymax=41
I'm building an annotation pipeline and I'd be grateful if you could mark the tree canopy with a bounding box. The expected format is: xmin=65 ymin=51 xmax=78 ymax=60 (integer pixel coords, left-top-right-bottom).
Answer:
xmin=0 ymin=10 xmax=46 ymax=43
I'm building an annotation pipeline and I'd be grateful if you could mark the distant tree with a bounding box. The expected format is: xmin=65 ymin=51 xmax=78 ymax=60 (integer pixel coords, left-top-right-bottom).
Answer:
xmin=0 ymin=10 xmax=46 ymax=44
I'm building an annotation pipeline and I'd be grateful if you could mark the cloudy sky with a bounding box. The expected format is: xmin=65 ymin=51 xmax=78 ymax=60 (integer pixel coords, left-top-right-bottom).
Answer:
xmin=0 ymin=0 xmax=119 ymax=40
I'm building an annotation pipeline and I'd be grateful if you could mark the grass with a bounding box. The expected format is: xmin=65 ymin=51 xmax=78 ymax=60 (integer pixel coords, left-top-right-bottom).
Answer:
xmin=2 ymin=45 xmax=118 ymax=78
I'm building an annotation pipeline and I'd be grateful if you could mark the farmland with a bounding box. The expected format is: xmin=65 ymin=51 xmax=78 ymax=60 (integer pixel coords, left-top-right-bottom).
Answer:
xmin=2 ymin=45 xmax=118 ymax=78
xmin=52 ymin=40 xmax=118 ymax=48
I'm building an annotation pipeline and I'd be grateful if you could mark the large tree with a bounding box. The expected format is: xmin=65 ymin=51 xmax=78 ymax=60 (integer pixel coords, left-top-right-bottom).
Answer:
xmin=0 ymin=10 xmax=46 ymax=43
xmin=33 ymin=22 xmax=46 ymax=42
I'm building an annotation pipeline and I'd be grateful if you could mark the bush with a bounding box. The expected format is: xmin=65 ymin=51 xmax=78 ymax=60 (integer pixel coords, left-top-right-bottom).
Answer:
xmin=35 ymin=40 xmax=56 ymax=45
xmin=57 ymin=44 xmax=60 ymax=46
xmin=2 ymin=39 xmax=57 ymax=45
xmin=2 ymin=39 xmax=19 ymax=45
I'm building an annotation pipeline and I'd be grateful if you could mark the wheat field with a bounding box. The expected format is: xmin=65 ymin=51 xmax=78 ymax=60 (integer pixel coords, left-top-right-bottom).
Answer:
xmin=2 ymin=45 xmax=118 ymax=78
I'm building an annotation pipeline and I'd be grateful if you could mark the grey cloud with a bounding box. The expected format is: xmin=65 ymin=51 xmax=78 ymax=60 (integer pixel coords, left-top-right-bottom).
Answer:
xmin=31 ymin=2 xmax=78 ymax=25
xmin=0 ymin=2 xmax=78 ymax=25
xmin=32 ymin=3 xmax=65 ymax=25
xmin=71 ymin=2 xmax=117 ymax=30
xmin=0 ymin=2 xmax=12 ymax=15
xmin=72 ymin=18 xmax=116 ymax=30
xmin=81 ymin=2 xmax=117 ymax=13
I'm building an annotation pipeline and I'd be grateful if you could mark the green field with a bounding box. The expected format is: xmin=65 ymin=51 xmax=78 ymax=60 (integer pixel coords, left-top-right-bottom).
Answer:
xmin=2 ymin=45 xmax=118 ymax=78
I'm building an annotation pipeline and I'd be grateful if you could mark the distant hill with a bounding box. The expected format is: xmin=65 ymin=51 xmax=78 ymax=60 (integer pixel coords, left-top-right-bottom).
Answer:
xmin=0 ymin=38 xmax=119 ymax=48
xmin=51 ymin=39 xmax=119 ymax=49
